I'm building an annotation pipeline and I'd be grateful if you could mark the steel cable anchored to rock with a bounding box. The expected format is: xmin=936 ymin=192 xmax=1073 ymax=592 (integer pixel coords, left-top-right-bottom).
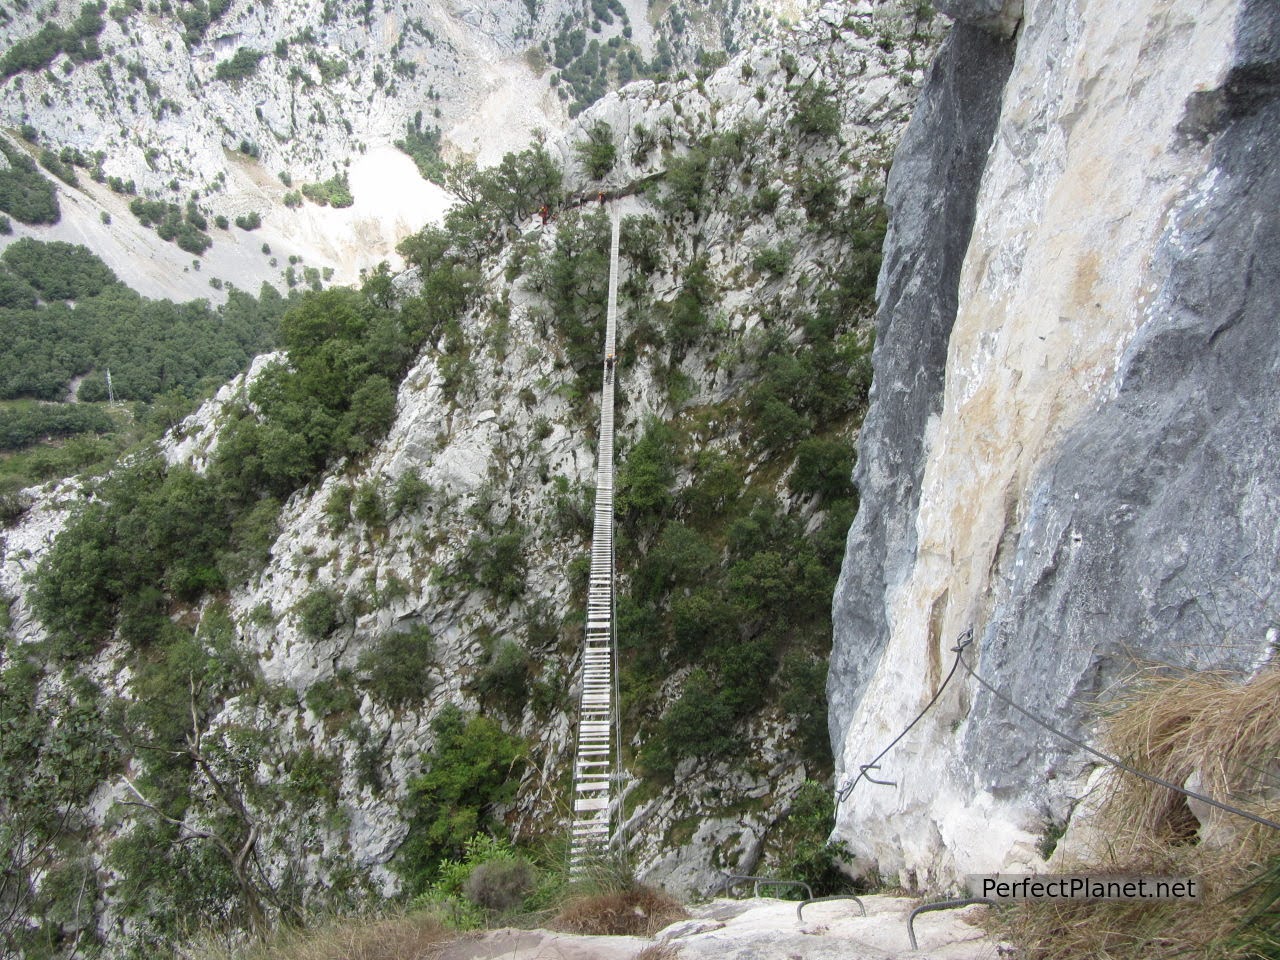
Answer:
xmin=839 ymin=627 xmax=1280 ymax=833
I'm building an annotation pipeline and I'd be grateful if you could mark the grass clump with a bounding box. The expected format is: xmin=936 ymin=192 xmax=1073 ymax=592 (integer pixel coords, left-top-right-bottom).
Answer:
xmin=997 ymin=667 xmax=1280 ymax=960
xmin=550 ymin=880 xmax=686 ymax=937
xmin=463 ymin=858 xmax=536 ymax=912
xmin=190 ymin=911 xmax=450 ymax=960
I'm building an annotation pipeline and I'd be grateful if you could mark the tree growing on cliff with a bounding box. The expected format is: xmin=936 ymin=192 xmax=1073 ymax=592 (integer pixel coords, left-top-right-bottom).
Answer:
xmin=395 ymin=706 xmax=525 ymax=897
xmin=108 ymin=611 xmax=299 ymax=941
xmin=442 ymin=145 xmax=563 ymax=254
xmin=574 ymin=120 xmax=617 ymax=179
xmin=0 ymin=649 xmax=118 ymax=957
xmin=214 ymin=47 xmax=265 ymax=82
xmin=792 ymin=82 xmax=842 ymax=139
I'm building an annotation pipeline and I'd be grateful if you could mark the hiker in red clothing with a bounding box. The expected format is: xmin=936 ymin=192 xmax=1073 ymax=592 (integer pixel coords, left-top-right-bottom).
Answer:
xmin=539 ymin=204 xmax=550 ymax=225
xmin=598 ymin=190 xmax=606 ymax=207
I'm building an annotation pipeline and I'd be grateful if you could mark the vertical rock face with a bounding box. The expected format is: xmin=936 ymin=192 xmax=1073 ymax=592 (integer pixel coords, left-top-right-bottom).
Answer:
xmin=827 ymin=19 xmax=1014 ymax=757
xmin=830 ymin=0 xmax=1280 ymax=887
xmin=935 ymin=0 xmax=1023 ymax=38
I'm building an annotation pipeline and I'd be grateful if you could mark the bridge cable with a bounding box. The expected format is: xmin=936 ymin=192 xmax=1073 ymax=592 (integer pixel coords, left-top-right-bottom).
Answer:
xmin=839 ymin=627 xmax=1280 ymax=833
xmin=954 ymin=645 xmax=1280 ymax=832
xmin=837 ymin=627 xmax=971 ymax=803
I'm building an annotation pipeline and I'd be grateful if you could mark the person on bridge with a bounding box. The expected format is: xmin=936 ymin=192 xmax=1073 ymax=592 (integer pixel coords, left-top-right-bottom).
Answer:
xmin=606 ymin=352 xmax=616 ymax=370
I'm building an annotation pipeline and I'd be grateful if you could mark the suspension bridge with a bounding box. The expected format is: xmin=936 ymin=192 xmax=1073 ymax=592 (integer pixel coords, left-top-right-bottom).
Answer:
xmin=568 ymin=211 xmax=624 ymax=872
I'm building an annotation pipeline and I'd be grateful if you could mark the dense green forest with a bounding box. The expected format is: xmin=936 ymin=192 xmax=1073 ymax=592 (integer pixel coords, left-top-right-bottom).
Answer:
xmin=0 ymin=238 xmax=285 ymax=403
xmin=0 ymin=402 xmax=115 ymax=450
xmin=0 ymin=138 xmax=61 ymax=225
xmin=0 ymin=238 xmax=290 ymax=502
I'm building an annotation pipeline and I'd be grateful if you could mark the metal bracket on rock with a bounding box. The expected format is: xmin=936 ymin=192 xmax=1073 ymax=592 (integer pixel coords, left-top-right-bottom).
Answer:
xmin=796 ymin=894 xmax=868 ymax=923
xmin=907 ymin=897 xmax=1002 ymax=951
xmin=859 ymin=763 xmax=896 ymax=787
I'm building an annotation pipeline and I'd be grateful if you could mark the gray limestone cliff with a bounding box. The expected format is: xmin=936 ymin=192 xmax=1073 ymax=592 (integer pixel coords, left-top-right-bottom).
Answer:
xmin=827 ymin=13 xmax=1015 ymax=753
xmin=829 ymin=0 xmax=1280 ymax=887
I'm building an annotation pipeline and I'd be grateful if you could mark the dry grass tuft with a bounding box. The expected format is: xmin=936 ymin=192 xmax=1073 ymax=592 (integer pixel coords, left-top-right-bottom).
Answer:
xmin=1102 ymin=668 xmax=1280 ymax=851
xmin=633 ymin=943 xmax=681 ymax=960
xmin=550 ymin=884 xmax=688 ymax=937
xmin=186 ymin=911 xmax=452 ymax=960
xmin=997 ymin=667 xmax=1280 ymax=960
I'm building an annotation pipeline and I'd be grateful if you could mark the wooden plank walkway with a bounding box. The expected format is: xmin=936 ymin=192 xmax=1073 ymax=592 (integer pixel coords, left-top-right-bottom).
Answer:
xmin=569 ymin=212 xmax=622 ymax=872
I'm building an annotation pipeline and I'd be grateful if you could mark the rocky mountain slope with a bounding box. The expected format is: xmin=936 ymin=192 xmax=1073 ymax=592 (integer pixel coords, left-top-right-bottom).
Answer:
xmin=0 ymin=0 xmax=825 ymax=301
xmin=440 ymin=894 xmax=997 ymax=959
xmin=829 ymin=0 xmax=1280 ymax=888
xmin=0 ymin=1 xmax=938 ymax=954
xmin=12 ymin=0 xmax=1269 ymax=949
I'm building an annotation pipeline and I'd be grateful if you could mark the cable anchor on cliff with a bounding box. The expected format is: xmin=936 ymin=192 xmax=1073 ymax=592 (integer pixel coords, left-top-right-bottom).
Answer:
xmin=837 ymin=625 xmax=973 ymax=803
xmin=859 ymin=763 xmax=897 ymax=787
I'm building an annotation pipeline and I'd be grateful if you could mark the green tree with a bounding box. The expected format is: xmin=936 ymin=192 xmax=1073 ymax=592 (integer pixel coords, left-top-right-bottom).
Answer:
xmin=789 ymin=438 xmax=854 ymax=500
xmin=390 ymin=469 xmax=432 ymax=516
xmin=111 ymin=612 xmax=284 ymax=940
xmin=301 ymin=172 xmax=353 ymax=207
xmin=357 ymin=626 xmax=435 ymax=709
xmin=442 ymin=145 xmax=562 ymax=247
xmin=633 ymin=522 xmax=716 ymax=602
xmin=617 ymin=419 xmax=677 ymax=532
xmin=215 ymin=47 xmax=264 ymax=82
xmin=665 ymin=256 xmax=714 ymax=355
xmin=0 ymin=2 xmax=105 ymax=78
xmin=30 ymin=458 xmax=233 ymax=655
xmin=458 ymin=527 xmax=529 ymax=602
xmin=661 ymin=144 xmax=710 ymax=217
xmin=473 ymin=640 xmax=531 ymax=715
xmin=0 ymin=138 xmax=60 ymax=224
xmin=646 ymin=669 xmax=736 ymax=772
xmin=671 ymin=588 xmax=736 ymax=656
xmin=779 ymin=653 xmax=831 ymax=766
xmin=295 ymin=587 xmax=341 ymax=639
xmin=530 ymin=208 xmax=609 ymax=386
xmin=0 ymin=652 xmax=118 ymax=954
xmin=768 ymin=781 xmax=855 ymax=896
xmin=574 ymin=120 xmax=616 ymax=179
xmin=396 ymin=111 xmax=445 ymax=183
xmin=2 ymin=237 xmax=116 ymax=299
xmin=792 ymin=82 xmax=841 ymax=138
xmin=338 ymin=375 xmax=397 ymax=455
xmin=395 ymin=707 xmax=524 ymax=896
